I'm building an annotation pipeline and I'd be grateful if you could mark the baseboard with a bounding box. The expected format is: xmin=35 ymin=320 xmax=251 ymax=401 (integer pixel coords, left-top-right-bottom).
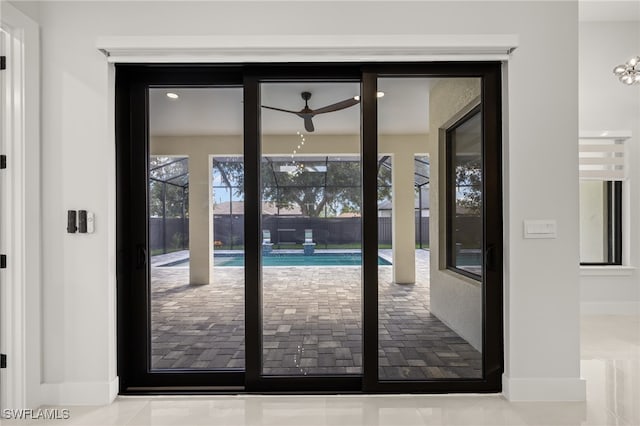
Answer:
xmin=502 ymin=376 xmax=586 ymax=401
xmin=40 ymin=377 xmax=119 ymax=405
xmin=580 ymin=301 xmax=639 ymax=315
xmin=108 ymin=376 xmax=120 ymax=402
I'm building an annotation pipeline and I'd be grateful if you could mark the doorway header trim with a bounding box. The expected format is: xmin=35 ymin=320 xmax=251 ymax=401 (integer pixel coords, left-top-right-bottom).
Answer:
xmin=97 ymin=34 xmax=518 ymax=63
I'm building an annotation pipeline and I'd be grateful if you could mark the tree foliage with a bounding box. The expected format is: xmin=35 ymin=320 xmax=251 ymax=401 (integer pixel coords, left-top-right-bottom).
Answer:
xmin=149 ymin=156 xmax=396 ymax=219
xmin=221 ymin=158 xmax=392 ymax=217
xmin=455 ymin=158 xmax=482 ymax=215
xmin=264 ymin=160 xmax=358 ymax=216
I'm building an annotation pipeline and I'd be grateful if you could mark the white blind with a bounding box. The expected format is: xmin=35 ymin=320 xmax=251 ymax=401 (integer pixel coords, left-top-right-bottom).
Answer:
xmin=579 ymin=133 xmax=630 ymax=181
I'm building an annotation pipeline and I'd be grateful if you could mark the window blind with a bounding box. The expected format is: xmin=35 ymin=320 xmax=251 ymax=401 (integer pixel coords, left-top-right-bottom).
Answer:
xmin=579 ymin=133 xmax=630 ymax=181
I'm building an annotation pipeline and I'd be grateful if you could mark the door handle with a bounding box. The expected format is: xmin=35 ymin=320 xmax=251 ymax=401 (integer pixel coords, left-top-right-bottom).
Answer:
xmin=137 ymin=245 xmax=147 ymax=269
xmin=486 ymin=244 xmax=496 ymax=272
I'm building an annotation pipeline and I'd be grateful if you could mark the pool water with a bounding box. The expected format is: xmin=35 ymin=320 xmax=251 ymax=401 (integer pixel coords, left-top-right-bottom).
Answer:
xmin=163 ymin=252 xmax=391 ymax=267
xmin=455 ymin=252 xmax=482 ymax=266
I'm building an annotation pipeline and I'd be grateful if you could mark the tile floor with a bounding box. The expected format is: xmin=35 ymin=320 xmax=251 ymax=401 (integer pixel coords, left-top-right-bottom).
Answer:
xmin=150 ymin=250 xmax=481 ymax=379
xmin=4 ymin=314 xmax=638 ymax=425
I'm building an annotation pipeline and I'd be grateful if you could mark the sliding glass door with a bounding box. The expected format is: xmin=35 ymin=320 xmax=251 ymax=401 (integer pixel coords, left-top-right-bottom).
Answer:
xmin=116 ymin=64 xmax=503 ymax=393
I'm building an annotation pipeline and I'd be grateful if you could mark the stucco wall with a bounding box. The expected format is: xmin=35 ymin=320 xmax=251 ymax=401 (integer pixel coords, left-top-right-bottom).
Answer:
xmin=428 ymin=78 xmax=483 ymax=351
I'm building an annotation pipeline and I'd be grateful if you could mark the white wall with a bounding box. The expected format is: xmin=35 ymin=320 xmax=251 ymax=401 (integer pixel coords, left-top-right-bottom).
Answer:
xmin=15 ymin=0 xmax=583 ymax=404
xmin=579 ymin=21 xmax=640 ymax=314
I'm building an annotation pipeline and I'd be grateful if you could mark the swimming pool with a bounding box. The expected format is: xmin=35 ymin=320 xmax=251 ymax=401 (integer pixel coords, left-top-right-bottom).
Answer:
xmin=162 ymin=252 xmax=391 ymax=267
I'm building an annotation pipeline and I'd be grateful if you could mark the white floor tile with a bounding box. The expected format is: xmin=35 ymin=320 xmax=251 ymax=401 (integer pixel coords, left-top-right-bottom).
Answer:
xmin=12 ymin=314 xmax=639 ymax=426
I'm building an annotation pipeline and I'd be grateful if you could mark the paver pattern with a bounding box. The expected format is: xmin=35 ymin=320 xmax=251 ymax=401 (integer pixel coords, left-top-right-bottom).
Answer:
xmin=150 ymin=250 xmax=482 ymax=379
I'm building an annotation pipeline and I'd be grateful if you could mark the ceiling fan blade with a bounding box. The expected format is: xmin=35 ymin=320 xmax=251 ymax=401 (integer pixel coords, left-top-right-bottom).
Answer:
xmin=311 ymin=97 xmax=360 ymax=115
xmin=303 ymin=117 xmax=315 ymax=132
xmin=261 ymin=105 xmax=299 ymax=114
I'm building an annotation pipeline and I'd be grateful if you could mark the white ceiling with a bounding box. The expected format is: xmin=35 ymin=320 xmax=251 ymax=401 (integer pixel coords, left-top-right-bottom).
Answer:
xmin=579 ymin=0 xmax=640 ymax=22
xmin=149 ymin=78 xmax=433 ymax=136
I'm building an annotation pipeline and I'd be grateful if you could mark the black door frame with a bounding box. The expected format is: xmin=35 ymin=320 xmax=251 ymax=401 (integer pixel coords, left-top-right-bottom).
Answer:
xmin=116 ymin=62 xmax=503 ymax=394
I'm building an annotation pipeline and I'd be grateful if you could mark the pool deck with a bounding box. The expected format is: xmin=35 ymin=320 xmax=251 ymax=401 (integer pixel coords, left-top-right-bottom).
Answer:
xmin=150 ymin=249 xmax=481 ymax=380
xmin=151 ymin=250 xmax=189 ymax=267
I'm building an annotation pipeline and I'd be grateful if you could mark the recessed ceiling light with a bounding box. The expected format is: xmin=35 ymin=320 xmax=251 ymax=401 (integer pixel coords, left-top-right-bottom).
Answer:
xmin=166 ymin=92 xmax=179 ymax=99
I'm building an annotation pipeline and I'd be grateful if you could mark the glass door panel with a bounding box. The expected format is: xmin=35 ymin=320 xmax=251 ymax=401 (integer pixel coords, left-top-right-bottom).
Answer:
xmin=148 ymin=87 xmax=245 ymax=371
xmin=259 ymin=82 xmax=362 ymax=376
xmin=376 ymin=77 xmax=483 ymax=381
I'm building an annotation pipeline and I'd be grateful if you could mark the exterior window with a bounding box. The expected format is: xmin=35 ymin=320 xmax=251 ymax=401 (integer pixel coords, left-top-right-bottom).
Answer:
xmin=579 ymin=180 xmax=622 ymax=265
xmin=446 ymin=106 xmax=483 ymax=280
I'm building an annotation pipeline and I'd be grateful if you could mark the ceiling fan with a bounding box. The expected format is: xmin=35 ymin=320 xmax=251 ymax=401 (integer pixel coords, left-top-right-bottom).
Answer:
xmin=261 ymin=91 xmax=359 ymax=132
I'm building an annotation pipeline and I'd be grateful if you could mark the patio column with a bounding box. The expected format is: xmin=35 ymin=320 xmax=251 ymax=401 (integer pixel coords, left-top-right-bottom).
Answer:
xmin=188 ymin=154 xmax=213 ymax=285
xmin=392 ymin=151 xmax=416 ymax=284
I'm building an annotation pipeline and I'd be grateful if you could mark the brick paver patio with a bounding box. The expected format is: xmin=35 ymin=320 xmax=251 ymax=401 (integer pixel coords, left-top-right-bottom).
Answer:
xmin=150 ymin=250 xmax=482 ymax=380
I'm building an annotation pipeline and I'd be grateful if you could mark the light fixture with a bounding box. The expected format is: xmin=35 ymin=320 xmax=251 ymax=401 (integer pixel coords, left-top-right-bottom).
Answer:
xmin=286 ymin=132 xmax=308 ymax=174
xmin=166 ymin=92 xmax=179 ymax=99
xmin=613 ymin=56 xmax=640 ymax=85
xmin=353 ymin=92 xmax=385 ymax=101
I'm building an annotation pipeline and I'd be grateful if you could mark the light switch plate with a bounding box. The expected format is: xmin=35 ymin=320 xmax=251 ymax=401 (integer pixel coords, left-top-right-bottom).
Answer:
xmin=86 ymin=212 xmax=95 ymax=233
xmin=524 ymin=220 xmax=557 ymax=239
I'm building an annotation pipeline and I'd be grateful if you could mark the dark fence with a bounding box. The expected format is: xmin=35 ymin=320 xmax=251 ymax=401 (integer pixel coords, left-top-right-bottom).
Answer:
xmin=212 ymin=215 xmax=245 ymax=249
xmin=416 ymin=216 xmax=429 ymax=247
xmin=378 ymin=217 xmax=392 ymax=245
xmin=150 ymin=213 xmax=431 ymax=253
xmin=377 ymin=215 xmax=429 ymax=246
xmin=262 ymin=216 xmax=361 ymax=247
xmin=453 ymin=215 xmax=482 ymax=248
xmin=150 ymin=217 xmax=189 ymax=254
